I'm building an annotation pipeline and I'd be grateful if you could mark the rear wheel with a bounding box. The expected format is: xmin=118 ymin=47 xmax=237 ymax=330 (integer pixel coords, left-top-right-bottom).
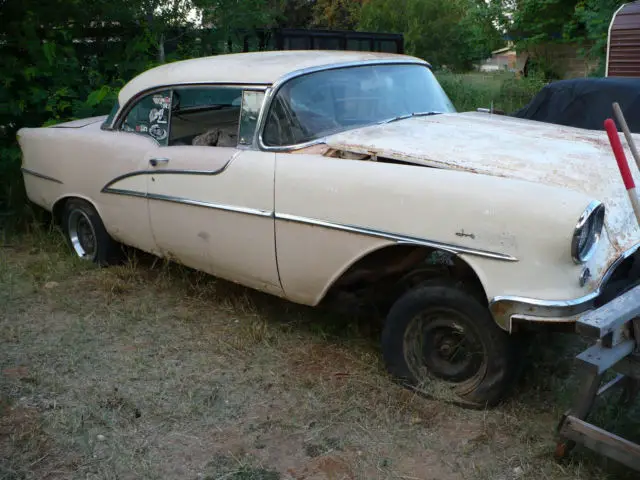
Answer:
xmin=62 ymin=199 xmax=121 ymax=266
xmin=381 ymin=282 xmax=518 ymax=408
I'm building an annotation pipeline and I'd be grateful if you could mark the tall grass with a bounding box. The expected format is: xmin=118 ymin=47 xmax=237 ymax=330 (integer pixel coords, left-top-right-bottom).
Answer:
xmin=437 ymin=71 xmax=547 ymax=114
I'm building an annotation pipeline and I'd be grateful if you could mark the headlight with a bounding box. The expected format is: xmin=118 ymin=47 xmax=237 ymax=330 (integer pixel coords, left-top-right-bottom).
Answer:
xmin=572 ymin=201 xmax=605 ymax=264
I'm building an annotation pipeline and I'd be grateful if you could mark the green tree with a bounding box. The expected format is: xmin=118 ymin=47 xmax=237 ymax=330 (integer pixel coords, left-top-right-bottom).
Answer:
xmin=507 ymin=0 xmax=627 ymax=75
xmin=273 ymin=0 xmax=316 ymax=28
xmin=194 ymin=0 xmax=278 ymax=51
xmin=569 ymin=0 xmax=627 ymax=74
xmin=0 ymin=0 xmax=196 ymax=219
xmin=138 ymin=0 xmax=201 ymax=62
xmin=312 ymin=0 xmax=362 ymax=29
xmin=359 ymin=0 xmax=504 ymax=71
xmin=0 ymin=0 xmax=287 ymax=221
xmin=509 ymin=0 xmax=577 ymax=45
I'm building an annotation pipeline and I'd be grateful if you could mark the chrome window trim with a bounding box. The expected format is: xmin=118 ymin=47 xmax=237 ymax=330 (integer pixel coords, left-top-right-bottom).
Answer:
xmin=275 ymin=213 xmax=518 ymax=262
xmin=108 ymin=83 xmax=270 ymax=131
xmin=21 ymin=168 xmax=63 ymax=184
xmin=107 ymin=60 xmax=430 ymax=148
xmin=110 ymin=86 xmax=174 ymax=145
xmin=254 ymin=59 xmax=431 ymax=152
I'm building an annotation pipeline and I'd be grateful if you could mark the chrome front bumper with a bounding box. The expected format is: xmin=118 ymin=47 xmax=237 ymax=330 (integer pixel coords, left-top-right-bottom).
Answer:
xmin=490 ymin=244 xmax=640 ymax=332
xmin=489 ymin=294 xmax=596 ymax=331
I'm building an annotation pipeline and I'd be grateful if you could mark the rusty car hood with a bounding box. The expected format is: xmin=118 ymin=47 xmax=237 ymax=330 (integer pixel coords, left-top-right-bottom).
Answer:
xmin=325 ymin=111 xmax=640 ymax=252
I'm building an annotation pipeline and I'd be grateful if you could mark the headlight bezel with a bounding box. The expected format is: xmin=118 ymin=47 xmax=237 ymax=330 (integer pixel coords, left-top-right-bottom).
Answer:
xmin=571 ymin=200 xmax=605 ymax=264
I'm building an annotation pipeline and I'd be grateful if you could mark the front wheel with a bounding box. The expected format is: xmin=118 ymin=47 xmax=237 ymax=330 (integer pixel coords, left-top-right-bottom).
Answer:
xmin=381 ymin=283 xmax=518 ymax=408
xmin=62 ymin=199 xmax=121 ymax=266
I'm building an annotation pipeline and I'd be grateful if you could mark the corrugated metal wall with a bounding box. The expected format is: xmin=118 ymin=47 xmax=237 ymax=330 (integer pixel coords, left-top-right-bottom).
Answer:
xmin=607 ymin=2 xmax=640 ymax=77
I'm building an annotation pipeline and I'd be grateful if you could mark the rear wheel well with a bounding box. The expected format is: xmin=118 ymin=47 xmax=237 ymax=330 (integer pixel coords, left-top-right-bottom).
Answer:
xmin=53 ymin=196 xmax=99 ymax=226
xmin=321 ymin=245 xmax=488 ymax=315
xmin=52 ymin=197 xmax=70 ymax=225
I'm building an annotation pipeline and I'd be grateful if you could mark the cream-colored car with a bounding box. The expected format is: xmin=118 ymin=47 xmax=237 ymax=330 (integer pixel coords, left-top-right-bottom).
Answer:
xmin=18 ymin=50 xmax=640 ymax=407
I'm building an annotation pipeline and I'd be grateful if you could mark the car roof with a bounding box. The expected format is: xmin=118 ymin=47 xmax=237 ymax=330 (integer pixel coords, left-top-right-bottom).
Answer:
xmin=117 ymin=50 xmax=428 ymax=107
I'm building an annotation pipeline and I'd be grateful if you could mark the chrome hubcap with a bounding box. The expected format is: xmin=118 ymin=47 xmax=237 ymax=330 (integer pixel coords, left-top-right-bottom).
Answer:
xmin=68 ymin=210 xmax=97 ymax=260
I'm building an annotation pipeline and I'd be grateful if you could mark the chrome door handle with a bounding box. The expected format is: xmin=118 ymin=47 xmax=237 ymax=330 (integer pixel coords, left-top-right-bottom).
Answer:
xmin=149 ymin=157 xmax=169 ymax=167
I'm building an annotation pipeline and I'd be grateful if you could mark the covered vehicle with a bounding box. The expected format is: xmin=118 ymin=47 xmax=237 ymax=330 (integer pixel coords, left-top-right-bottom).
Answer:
xmin=17 ymin=51 xmax=640 ymax=408
xmin=512 ymin=77 xmax=640 ymax=132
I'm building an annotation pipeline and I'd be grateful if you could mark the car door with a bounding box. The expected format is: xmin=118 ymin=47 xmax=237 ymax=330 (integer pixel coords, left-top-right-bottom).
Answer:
xmin=99 ymin=89 xmax=173 ymax=256
xmin=145 ymin=86 xmax=282 ymax=296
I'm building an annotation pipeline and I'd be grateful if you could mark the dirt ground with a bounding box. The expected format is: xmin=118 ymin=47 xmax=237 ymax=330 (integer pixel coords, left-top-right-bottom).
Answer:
xmin=1 ymin=230 xmax=640 ymax=480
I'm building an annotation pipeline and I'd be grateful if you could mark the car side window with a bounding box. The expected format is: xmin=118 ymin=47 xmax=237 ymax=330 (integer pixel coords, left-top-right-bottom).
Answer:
xmin=120 ymin=90 xmax=172 ymax=146
xmin=169 ymin=86 xmax=243 ymax=147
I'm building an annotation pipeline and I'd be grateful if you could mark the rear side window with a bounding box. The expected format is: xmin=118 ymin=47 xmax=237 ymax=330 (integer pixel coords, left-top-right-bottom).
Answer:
xmin=169 ymin=86 xmax=242 ymax=147
xmin=116 ymin=86 xmax=264 ymax=148
xmin=173 ymin=88 xmax=242 ymax=111
xmin=120 ymin=90 xmax=172 ymax=146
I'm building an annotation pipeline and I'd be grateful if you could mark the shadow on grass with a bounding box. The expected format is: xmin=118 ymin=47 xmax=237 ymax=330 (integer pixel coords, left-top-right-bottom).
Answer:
xmin=112 ymin=241 xmax=384 ymax=347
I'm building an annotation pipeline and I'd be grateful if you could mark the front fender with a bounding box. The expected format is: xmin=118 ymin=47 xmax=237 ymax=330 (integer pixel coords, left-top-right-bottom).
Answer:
xmin=275 ymin=153 xmax=598 ymax=310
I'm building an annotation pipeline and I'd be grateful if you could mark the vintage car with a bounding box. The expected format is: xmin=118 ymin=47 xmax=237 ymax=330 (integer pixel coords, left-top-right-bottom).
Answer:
xmin=17 ymin=50 xmax=640 ymax=408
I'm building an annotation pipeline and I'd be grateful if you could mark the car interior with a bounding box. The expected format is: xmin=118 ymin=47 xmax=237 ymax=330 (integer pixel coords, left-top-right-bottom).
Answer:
xmin=168 ymin=87 xmax=242 ymax=147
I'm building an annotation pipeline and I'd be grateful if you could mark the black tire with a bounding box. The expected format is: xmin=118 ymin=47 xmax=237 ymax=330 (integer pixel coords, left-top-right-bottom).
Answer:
xmin=61 ymin=198 xmax=121 ymax=266
xmin=381 ymin=282 xmax=517 ymax=408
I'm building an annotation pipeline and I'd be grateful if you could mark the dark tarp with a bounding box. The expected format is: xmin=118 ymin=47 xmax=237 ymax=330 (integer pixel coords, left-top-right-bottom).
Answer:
xmin=512 ymin=77 xmax=640 ymax=133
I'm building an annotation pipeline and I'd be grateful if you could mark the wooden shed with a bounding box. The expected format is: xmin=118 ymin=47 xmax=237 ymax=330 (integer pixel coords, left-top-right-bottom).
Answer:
xmin=606 ymin=1 xmax=640 ymax=77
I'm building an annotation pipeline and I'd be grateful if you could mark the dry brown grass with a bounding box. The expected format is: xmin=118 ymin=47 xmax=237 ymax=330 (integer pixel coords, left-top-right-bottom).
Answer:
xmin=1 ymin=227 xmax=640 ymax=480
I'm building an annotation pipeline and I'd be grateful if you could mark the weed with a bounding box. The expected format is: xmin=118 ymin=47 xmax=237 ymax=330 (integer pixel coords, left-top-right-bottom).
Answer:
xmin=437 ymin=71 xmax=545 ymax=114
xmin=1 ymin=233 xmax=639 ymax=479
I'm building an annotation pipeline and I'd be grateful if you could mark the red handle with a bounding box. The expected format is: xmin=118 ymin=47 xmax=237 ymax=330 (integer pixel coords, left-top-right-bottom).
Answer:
xmin=605 ymin=118 xmax=635 ymax=190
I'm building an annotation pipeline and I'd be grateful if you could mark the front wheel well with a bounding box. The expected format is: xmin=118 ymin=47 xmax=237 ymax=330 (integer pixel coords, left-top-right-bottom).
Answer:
xmin=320 ymin=245 xmax=488 ymax=315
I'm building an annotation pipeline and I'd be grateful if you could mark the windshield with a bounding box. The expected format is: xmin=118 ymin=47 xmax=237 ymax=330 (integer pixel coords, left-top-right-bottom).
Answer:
xmin=262 ymin=63 xmax=455 ymax=147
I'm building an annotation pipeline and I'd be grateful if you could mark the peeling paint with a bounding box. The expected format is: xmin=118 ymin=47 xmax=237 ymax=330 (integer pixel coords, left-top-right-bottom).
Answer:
xmin=325 ymin=111 xmax=640 ymax=253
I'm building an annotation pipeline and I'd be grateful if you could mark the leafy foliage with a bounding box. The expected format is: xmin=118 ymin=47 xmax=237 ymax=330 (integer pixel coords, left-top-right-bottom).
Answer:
xmin=312 ymin=0 xmax=362 ymax=29
xmin=359 ymin=0 xmax=504 ymax=71
xmin=1 ymin=1 xmax=147 ymax=220
xmin=570 ymin=0 xmax=628 ymax=75
xmin=508 ymin=0 xmax=627 ymax=75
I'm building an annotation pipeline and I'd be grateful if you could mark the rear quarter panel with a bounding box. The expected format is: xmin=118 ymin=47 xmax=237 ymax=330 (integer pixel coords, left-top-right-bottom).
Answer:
xmin=17 ymin=120 xmax=159 ymax=253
